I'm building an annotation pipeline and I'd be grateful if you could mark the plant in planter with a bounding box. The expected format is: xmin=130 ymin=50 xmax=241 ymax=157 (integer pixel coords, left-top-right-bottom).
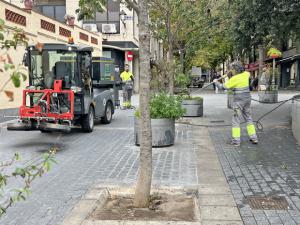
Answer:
xmin=134 ymin=92 xmax=185 ymax=147
xmin=259 ymin=49 xmax=281 ymax=103
xmin=174 ymin=73 xmax=191 ymax=95
xmin=180 ymin=94 xmax=203 ymax=117
xmin=174 ymin=73 xmax=203 ymax=117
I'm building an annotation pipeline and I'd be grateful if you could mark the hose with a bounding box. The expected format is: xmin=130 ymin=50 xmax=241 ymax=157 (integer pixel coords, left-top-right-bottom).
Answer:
xmin=177 ymin=95 xmax=298 ymax=132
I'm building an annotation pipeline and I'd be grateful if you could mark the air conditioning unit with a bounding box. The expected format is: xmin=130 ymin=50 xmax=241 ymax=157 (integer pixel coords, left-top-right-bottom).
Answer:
xmin=102 ymin=24 xmax=117 ymax=34
xmin=83 ymin=24 xmax=98 ymax=33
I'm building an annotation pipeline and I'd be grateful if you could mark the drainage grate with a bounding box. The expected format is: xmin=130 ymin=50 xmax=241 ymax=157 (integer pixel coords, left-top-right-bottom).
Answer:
xmin=245 ymin=196 xmax=290 ymax=210
xmin=210 ymin=120 xmax=225 ymax=123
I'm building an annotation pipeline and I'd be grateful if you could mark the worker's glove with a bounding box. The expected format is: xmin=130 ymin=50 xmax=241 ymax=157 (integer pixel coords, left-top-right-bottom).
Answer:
xmin=213 ymin=79 xmax=218 ymax=83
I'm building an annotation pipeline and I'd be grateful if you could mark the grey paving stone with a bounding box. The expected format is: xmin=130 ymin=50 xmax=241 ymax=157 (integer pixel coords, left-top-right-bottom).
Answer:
xmin=198 ymin=92 xmax=300 ymax=225
xmin=0 ymin=108 xmax=198 ymax=225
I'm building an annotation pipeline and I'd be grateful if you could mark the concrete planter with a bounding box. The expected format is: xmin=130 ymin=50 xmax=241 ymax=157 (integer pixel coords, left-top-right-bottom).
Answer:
xmin=258 ymin=90 xmax=278 ymax=103
xmin=228 ymin=93 xmax=234 ymax=109
xmin=182 ymin=99 xmax=203 ymax=117
xmin=134 ymin=118 xmax=175 ymax=147
xmin=292 ymin=98 xmax=300 ymax=144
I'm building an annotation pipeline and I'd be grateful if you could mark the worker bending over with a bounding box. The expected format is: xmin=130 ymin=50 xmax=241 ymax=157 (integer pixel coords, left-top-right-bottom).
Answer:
xmin=213 ymin=61 xmax=258 ymax=146
xmin=120 ymin=64 xmax=134 ymax=109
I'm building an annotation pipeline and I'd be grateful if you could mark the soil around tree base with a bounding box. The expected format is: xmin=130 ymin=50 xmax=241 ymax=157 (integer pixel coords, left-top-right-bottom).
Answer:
xmin=90 ymin=193 xmax=197 ymax=222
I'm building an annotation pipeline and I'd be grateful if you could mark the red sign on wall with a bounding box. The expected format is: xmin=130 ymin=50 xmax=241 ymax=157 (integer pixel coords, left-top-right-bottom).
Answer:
xmin=127 ymin=51 xmax=134 ymax=61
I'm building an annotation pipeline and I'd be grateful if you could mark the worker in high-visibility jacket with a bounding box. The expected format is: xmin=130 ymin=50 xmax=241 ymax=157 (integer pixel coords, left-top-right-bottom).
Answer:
xmin=120 ymin=64 xmax=134 ymax=109
xmin=213 ymin=61 xmax=258 ymax=146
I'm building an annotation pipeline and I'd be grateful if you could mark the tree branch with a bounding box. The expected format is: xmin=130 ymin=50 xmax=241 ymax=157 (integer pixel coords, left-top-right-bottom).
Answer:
xmin=124 ymin=0 xmax=139 ymax=14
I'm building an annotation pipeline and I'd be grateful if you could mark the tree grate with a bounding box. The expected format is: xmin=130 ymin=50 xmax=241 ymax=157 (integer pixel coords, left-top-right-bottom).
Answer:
xmin=245 ymin=196 xmax=290 ymax=210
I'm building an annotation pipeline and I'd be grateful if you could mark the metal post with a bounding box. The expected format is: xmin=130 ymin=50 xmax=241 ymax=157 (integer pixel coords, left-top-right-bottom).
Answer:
xmin=272 ymin=58 xmax=276 ymax=86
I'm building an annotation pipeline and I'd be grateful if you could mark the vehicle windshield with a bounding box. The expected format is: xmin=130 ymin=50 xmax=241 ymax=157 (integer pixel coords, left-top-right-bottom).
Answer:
xmin=30 ymin=50 xmax=78 ymax=89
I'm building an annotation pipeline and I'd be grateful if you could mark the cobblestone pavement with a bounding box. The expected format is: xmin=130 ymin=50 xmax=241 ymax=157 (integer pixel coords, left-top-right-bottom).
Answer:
xmin=0 ymin=96 xmax=198 ymax=225
xmin=194 ymin=90 xmax=300 ymax=225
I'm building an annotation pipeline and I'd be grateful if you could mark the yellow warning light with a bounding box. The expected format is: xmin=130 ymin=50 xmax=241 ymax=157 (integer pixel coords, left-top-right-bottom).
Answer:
xmin=68 ymin=36 xmax=74 ymax=44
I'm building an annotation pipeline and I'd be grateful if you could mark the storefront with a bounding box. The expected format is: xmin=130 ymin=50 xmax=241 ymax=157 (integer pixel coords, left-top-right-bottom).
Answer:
xmin=245 ymin=63 xmax=259 ymax=78
xmin=102 ymin=41 xmax=139 ymax=91
xmin=279 ymin=55 xmax=300 ymax=89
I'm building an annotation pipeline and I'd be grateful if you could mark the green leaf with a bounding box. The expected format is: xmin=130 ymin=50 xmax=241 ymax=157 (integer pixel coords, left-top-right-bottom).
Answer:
xmin=4 ymin=64 xmax=10 ymax=71
xmin=11 ymin=72 xmax=21 ymax=88
xmin=15 ymin=152 xmax=20 ymax=160
xmin=44 ymin=161 xmax=51 ymax=172
xmin=13 ymin=168 xmax=26 ymax=178
xmin=0 ymin=32 xmax=4 ymax=41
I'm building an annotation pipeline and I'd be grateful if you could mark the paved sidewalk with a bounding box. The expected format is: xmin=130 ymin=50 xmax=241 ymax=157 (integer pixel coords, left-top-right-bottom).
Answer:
xmin=192 ymin=124 xmax=243 ymax=225
xmin=194 ymin=91 xmax=300 ymax=225
xmin=0 ymin=103 xmax=198 ymax=225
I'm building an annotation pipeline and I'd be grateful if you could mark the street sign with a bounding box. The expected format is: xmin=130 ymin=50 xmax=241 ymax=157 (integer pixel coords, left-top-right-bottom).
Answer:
xmin=127 ymin=51 xmax=134 ymax=61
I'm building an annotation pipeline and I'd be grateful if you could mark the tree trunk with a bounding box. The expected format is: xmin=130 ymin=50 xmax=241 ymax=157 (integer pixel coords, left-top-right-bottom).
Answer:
xmin=168 ymin=41 xmax=174 ymax=94
xmin=133 ymin=0 xmax=152 ymax=208
xmin=166 ymin=13 xmax=174 ymax=94
xmin=258 ymin=44 xmax=264 ymax=79
xmin=179 ymin=41 xmax=185 ymax=73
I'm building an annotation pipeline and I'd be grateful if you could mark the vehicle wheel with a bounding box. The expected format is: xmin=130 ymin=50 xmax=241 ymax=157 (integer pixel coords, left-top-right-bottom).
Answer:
xmin=101 ymin=101 xmax=113 ymax=124
xmin=81 ymin=106 xmax=94 ymax=132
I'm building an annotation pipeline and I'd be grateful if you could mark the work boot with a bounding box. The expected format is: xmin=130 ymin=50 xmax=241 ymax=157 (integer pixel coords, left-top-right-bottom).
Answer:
xmin=250 ymin=139 xmax=258 ymax=144
xmin=227 ymin=139 xmax=240 ymax=147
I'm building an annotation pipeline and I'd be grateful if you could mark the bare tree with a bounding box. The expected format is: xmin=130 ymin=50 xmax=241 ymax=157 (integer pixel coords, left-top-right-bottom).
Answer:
xmin=126 ymin=0 xmax=153 ymax=208
xmin=77 ymin=0 xmax=153 ymax=208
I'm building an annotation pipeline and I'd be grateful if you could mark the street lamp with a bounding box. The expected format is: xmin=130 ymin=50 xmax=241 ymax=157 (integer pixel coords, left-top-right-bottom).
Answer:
xmin=120 ymin=10 xmax=127 ymax=25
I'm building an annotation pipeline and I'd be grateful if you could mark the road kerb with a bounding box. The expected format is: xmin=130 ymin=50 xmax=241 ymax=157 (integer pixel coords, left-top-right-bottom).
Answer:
xmin=190 ymin=118 xmax=243 ymax=224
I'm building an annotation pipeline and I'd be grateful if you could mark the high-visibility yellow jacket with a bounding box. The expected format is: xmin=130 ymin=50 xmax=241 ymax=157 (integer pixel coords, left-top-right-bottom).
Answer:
xmin=224 ymin=71 xmax=251 ymax=100
xmin=121 ymin=71 xmax=134 ymax=90
xmin=120 ymin=71 xmax=133 ymax=82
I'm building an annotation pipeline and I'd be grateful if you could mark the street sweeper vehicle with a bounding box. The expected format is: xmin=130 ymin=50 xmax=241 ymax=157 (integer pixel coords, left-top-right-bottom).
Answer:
xmin=7 ymin=43 xmax=120 ymax=133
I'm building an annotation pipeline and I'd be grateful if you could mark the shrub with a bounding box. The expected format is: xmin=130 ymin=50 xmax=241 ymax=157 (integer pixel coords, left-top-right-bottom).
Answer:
xmin=175 ymin=73 xmax=191 ymax=88
xmin=135 ymin=92 xmax=185 ymax=119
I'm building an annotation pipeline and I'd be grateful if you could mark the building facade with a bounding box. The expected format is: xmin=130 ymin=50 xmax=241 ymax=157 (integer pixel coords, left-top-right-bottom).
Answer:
xmin=0 ymin=0 xmax=102 ymax=109
xmin=279 ymin=39 xmax=300 ymax=89
xmin=4 ymin=0 xmax=141 ymax=91
xmin=81 ymin=0 xmax=140 ymax=92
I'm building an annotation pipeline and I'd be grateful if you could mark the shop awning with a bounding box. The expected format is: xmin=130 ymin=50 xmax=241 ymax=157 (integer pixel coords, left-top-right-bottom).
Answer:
xmin=278 ymin=54 xmax=300 ymax=64
xmin=245 ymin=63 xmax=259 ymax=72
xmin=102 ymin=41 xmax=139 ymax=51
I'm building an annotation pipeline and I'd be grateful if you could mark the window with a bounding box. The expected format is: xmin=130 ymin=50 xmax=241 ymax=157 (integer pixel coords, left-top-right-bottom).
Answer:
xmin=30 ymin=50 xmax=78 ymax=88
xmin=42 ymin=6 xmax=54 ymax=18
xmin=36 ymin=5 xmax=66 ymax=22
xmin=83 ymin=0 xmax=120 ymax=34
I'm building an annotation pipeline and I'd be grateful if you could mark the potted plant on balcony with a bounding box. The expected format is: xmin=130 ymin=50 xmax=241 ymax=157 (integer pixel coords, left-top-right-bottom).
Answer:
xmin=24 ymin=0 xmax=34 ymax=10
xmin=65 ymin=14 xmax=76 ymax=27
xmin=258 ymin=47 xmax=282 ymax=103
xmin=134 ymin=92 xmax=185 ymax=147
